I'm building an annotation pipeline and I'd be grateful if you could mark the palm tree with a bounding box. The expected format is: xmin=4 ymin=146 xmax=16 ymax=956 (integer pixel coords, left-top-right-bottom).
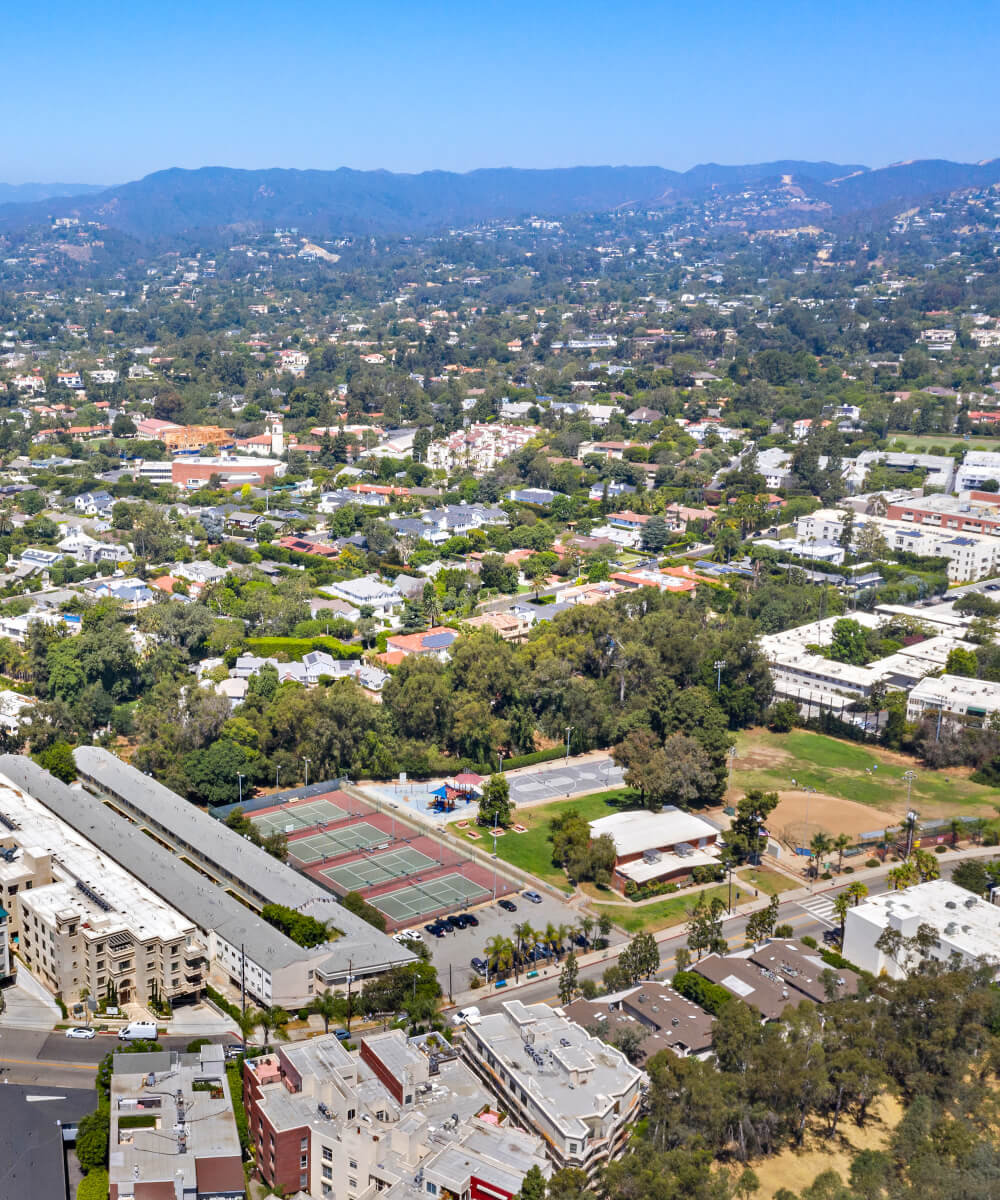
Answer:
xmin=833 ymin=832 xmax=852 ymax=873
xmin=513 ymin=922 xmax=536 ymax=978
xmin=258 ymin=1005 xmax=290 ymax=1048
xmin=809 ymin=832 xmax=833 ymax=878
xmin=833 ymin=891 xmax=850 ymax=939
xmin=555 ymin=923 xmax=573 ymax=960
xmin=542 ymin=922 xmax=560 ymax=961
xmin=846 ymin=881 xmax=869 ymax=907
xmin=485 ymin=934 xmax=513 ymax=980
xmin=311 ymin=988 xmax=339 ymax=1034
xmin=578 ymin=915 xmax=594 ymax=948
xmin=236 ymin=1007 xmax=262 ymax=1052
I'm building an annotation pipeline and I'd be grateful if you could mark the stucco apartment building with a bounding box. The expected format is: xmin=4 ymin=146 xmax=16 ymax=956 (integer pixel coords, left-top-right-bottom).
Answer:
xmin=243 ymin=1031 xmax=549 ymax=1200
xmin=0 ymin=766 xmax=203 ymax=1008
xmin=460 ymin=1000 xmax=645 ymax=1177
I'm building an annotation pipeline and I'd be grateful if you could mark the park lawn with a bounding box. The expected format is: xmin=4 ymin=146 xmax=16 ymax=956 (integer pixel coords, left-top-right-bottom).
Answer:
xmin=448 ymin=788 xmax=639 ymax=893
xmin=595 ymin=883 xmax=751 ymax=935
xmin=733 ymin=728 xmax=995 ymax=816
xmin=738 ymin=866 xmax=799 ymax=896
xmin=888 ymin=434 xmax=1000 ymax=452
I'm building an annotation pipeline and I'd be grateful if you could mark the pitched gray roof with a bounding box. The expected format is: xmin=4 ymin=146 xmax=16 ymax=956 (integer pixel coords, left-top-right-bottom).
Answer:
xmin=72 ymin=747 xmax=413 ymax=975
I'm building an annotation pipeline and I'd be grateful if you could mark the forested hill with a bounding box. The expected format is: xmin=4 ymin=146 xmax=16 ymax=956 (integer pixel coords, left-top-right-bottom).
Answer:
xmin=1 ymin=158 xmax=999 ymax=238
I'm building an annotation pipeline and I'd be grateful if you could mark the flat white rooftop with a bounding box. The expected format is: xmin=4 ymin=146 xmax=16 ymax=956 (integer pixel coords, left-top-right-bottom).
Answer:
xmin=589 ymin=808 xmax=719 ymax=859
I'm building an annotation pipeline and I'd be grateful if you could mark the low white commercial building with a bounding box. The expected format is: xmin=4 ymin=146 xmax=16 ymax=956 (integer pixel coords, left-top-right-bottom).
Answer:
xmin=589 ymin=809 xmax=721 ymax=892
xmin=460 ymin=999 xmax=645 ymax=1176
xmin=843 ymin=880 xmax=1000 ymax=978
xmin=956 ymin=450 xmax=1000 ymax=492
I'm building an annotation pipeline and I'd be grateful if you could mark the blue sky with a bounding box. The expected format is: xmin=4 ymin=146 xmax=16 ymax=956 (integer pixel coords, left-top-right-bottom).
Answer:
xmin=5 ymin=0 xmax=998 ymax=184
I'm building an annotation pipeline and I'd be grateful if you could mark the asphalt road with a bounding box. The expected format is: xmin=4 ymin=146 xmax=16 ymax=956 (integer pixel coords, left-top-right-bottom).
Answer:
xmin=464 ymin=871 xmax=904 ymax=1016
xmin=0 ymin=1031 xmax=229 ymax=1087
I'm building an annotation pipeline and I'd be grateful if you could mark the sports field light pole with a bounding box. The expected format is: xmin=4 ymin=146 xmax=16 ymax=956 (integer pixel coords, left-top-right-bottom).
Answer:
xmin=492 ymin=828 xmax=498 ymax=899
xmin=303 ymin=757 xmax=311 ymax=788
xmin=237 ymin=773 xmax=245 ymax=805
xmin=727 ymin=746 xmax=737 ymax=794
xmin=714 ymin=659 xmax=726 ymax=692
xmin=565 ymin=726 xmax=573 ymax=761
xmin=275 ymin=765 xmax=282 ymax=790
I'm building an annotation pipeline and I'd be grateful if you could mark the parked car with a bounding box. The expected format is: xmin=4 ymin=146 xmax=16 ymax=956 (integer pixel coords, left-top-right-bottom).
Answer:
xmin=523 ymin=890 xmax=543 ymax=904
xmin=470 ymin=957 xmax=488 ymax=973
xmin=450 ymin=914 xmax=470 ymax=929
xmin=224 ymin=1044 xmax=245 ymax=1060
xmin=65 ymin=1027 xmax=95 ymax=1040
xmin=333 ymin=1028 xmax=351 ymax=1042
xmin=498 ymin=899 xmax=517 ymax=912
xmin=399 ymin=928 xmax=423 ymax=941
xmin=451 ymin=1005 xmax=481 ymax=1026
xmin=118 ymin=1020 xmax=157 ymax=1042
xmin=442 ymin=915 xmax=462 ymax=931
xmin=462 ymin=912 xmax=479 ymax=927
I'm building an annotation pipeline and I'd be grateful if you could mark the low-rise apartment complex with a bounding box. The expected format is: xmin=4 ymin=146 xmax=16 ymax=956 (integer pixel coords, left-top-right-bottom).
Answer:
xmin=244 ymin=1030 xmax=549 ymax=1200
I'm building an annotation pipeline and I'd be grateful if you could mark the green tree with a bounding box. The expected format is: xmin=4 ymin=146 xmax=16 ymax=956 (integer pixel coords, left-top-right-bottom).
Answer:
xmin=518 ymin=1165 xmax=548 ymax=1200
xmin=558 ymin=951 xmax=579 ymax=1005
xmin=828 ymin=619 xmax=871 ymax=666
xmin=687 ymin=892 xmax=726 ymax=959
xmin=36 ymin=740 xmax=77 ymax=783
xmin=76 ymin=1106 xmax=110 ymax=1171
xmin=478 ymin=773 xmax=513 ymax=829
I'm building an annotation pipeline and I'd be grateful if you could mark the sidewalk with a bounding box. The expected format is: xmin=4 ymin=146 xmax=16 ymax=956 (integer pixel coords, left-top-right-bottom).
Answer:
xmin=442 ymin=843 xmax=999 ymax=1012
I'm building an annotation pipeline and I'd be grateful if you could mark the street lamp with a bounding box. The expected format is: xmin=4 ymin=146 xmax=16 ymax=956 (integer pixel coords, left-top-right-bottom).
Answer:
xmin=714 ymin=659 xmax=726 ymax=692
xmin=905 ymin=806 xmax=919 ymax=859
xmin=303 ymin=757 xmax=311 ymax=788
xmin=565 ymin=726 xmax=573 ymax=761
xmin=275 ymin=765 xmax=282 ymax=790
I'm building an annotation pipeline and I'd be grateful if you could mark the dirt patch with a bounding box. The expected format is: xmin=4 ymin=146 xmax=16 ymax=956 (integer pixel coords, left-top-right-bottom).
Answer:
xmin=771 ymin=790 xmax=901 ymax=848
xmin=746 ymin=1093 xmax=903 ymax=1198
xmin=734 ymin=741 xmax=793 ymax=772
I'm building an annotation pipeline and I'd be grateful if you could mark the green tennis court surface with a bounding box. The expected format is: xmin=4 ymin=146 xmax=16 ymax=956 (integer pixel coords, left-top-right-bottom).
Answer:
xmin=320 ymin=846 xmax=438 ymax=892
xmin=286 ymin=821 xmax=387 ymax=864
xmin=250 ymin=797 xmax=349 ymax=836
xmin=371 ymin=873 xmax=490 ymax=921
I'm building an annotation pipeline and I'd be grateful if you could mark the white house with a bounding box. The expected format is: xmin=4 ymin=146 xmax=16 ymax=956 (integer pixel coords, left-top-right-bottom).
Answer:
xmin=321 ymin=575 xmax=402 ymax=618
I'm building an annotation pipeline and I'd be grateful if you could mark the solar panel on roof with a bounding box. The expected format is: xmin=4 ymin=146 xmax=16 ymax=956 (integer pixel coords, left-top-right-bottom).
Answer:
xmin=423 ymin=632 xmax=456 ymax=648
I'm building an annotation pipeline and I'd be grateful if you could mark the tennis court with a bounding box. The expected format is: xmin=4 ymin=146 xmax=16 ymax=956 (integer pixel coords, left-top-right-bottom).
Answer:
xmin=251 ymin=797 xmax=350 ymax=836
xmin=320 ymin=846 xmax=438 ymax=892
xmin=286 ymin=821 xmax=387 ymax=864
xmin=370 ymin=872 xmax=491 ymax=922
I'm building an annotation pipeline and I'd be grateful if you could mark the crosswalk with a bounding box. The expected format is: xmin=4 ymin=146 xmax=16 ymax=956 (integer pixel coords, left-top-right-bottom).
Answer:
xmin=797 ymin=894 xmax=838 ymax=927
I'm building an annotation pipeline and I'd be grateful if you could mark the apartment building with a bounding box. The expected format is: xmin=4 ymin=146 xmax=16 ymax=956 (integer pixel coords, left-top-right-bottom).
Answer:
xmin=885 ymin=491 xmax=1000 ymax=537
xmin=906 ymin=674 xmax=1000 ymax=727
xmin=0 ymin=755 xmax=386 ymax=1010
xmin=109 ymin=1043 xmax=245 ymax=1200
xmin=426 ymin=424 xmax=539 ymax=475
xmin=460 ymin=1000 xmax=645 ymax=1176
xmin=955 ymin=451 xmax=1000 ymax=492
xmin=0 ymin=902 xmax=11 ymax=984
xmin=74 ymin=748 xmax=413 ymax=989
xmin=797 ymin=509 xmax=1000 ymax=581
xmin=0 ymin=771 xmax=203 ymax=1007
xmin=243 ymin=1031 xmax=549 ymax=1200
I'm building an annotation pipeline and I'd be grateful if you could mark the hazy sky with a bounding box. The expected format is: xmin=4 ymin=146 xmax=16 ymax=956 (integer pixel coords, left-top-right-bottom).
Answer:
xmin=5 ymin=0 xmax=998 ymax=184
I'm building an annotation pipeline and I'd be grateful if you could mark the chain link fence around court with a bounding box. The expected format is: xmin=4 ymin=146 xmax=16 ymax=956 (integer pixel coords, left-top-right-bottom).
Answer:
xmin=369 ymin=872 xmax=493 ymax=924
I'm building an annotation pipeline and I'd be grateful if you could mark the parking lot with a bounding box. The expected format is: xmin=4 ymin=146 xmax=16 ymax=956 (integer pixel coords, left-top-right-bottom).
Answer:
xmin=415 ymin=886 xmax=624 ymax=998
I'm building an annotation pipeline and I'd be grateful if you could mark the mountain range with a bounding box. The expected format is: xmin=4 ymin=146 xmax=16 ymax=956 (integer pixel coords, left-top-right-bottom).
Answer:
xmin=0 ymin=158 xmax=997 ymax=240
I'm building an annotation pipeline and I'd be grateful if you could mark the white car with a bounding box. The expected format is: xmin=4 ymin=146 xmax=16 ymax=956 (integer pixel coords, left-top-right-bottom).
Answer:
xmin=65 ymin=1027 xmax=96 ymax=1040
xmin=393 ymin=929 xmax=423 ymax=943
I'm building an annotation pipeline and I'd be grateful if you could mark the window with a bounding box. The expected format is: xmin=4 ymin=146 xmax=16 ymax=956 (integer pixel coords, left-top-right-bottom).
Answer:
xmin=300 ymin=1175 xmax=308 ymax=1190
xmin=349 ymin=1179 xmax=357 ymax=1190
xmin=349 ymin=1159 xmax=357 ymax=1170
xmin=95 ymin=960 xmax=104 ymax=970
xmin=347 ymin=1109 xmax=356 ymax=1121
xmin=323 ymin=1148 xmax=332 ymax=1162
xmin=426 ymin=1185 xmax=438 ymax=1195
xmin=301 ymin=1137 xmax=308 ymax=1150
xmin=323 ymin=1166 xmax=333 ymax=1180
xmin=301 ymin=1155 xmax=308 ymax=1169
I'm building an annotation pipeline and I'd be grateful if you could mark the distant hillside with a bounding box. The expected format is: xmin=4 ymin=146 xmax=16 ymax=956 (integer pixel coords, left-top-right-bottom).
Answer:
xmin=0 ymin=181 xmax=107 ymax=204
xmin=0 ymin=158 xmax=997 ymax=239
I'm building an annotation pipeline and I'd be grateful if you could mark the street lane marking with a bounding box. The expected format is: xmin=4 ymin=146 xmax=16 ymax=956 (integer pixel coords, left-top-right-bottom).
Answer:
xmin=0 ymin=1057 xmax=96 ymax=1072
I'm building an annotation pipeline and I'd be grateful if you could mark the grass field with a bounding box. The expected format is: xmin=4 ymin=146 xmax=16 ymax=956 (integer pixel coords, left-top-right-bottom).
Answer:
xmin=738 ymin=866 xmax=799 ymax=895
xmin=448 ymin=788 xmax=639 ymax=892
xmin=594 ymin=882 xmax=751 ymax=935
xmin=888 ymin=434 xmax=1000 ymax=452
xmin=732 ymin=728 xmax=996 ymax=819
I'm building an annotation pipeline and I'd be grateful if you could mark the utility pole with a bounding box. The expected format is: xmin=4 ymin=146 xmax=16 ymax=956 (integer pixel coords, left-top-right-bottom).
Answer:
xmin=240 ymin=943 xmax=246 ymax=1015
xmin=714 ymin=659 xmax=726 ymax=692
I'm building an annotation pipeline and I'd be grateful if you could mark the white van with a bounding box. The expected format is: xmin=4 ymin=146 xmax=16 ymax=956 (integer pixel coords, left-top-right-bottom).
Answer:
xmin=118 ymin=1020 xmax=158 ymax=1041
xmin=451 ymin=1006 xmax=481 ymax=1026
